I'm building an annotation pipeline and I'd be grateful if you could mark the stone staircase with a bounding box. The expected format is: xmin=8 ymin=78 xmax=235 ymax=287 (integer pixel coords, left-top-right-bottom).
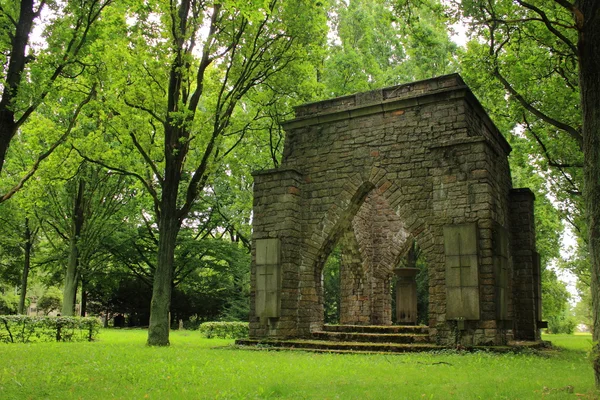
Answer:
xmin=235 ymin=324 xmax=446 ymax=354
xmin=235 ymin=324 xmax=550 ymax=354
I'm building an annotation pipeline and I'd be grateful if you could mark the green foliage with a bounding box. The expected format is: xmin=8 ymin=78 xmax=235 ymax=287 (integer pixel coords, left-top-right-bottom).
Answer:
xmin=455 ymin=0 xmax=583 ymax=264
xmin=323 ymin=0 xmax=458 ymax=97
xmin=37 ymin=287 xmax=63 ymax=315
xmin=198 ymin=321 xmax=249 ymax=339
xmin=573 ymin=287 xmax=593 ymax=331
xmin=0 ymin=291 xmax=18 ymax=315
xmin=0 ymin=315 xmax=100 ymax=343
xmin=541 ymin=268 xmax=571 ymax=331
xmin=323 ymin=246 xmax=341 ymax=324
xmin=546 ymin=310 xmax=577 ymax=335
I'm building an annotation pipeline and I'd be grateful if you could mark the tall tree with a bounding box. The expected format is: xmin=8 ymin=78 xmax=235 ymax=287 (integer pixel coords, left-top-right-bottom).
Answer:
xmin=79 ymin=0 xmax=326 ymax=345
xmin=37 ymin=163 xmax=135 ymax=316
xmin=0 ymin=196 xmax=40 ymax=314
xmin=323 ymin=0 xmax=458 ymax=97
xmin=453 ymin=0 xmax=600 ymax=386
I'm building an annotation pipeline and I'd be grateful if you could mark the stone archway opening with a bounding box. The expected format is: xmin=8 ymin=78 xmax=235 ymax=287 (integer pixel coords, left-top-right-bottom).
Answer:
xmin=314 ymin=184 xmax=432 ymax=330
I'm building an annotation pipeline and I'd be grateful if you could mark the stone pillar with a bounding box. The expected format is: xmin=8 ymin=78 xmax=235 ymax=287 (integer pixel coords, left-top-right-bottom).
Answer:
xmin=370 ymin=277 xmax=392 ymax=325
xmin=250 ymin=169 xmax=303 ymax=339
xmin=509 ymin=188 xmax=540 ymax=341
xmin=339 ymin=229 xmax=370 ymax=325
xmin=395 ymin=268 xmax=418 ymax=325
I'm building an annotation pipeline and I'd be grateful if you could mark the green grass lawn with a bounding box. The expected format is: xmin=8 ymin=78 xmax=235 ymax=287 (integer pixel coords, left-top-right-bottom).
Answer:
xmin=1 ymin=329 xmax=597 ymax=399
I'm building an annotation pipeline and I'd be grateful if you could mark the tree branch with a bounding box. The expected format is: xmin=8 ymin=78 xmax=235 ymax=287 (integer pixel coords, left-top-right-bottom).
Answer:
xmin=493 ymin=67 xmax=583 ymax=148
xmin=0 ymin=85 xmax=97 ymax=204
xmin=72 ymin=146 xmax=161 ymax=218
xmin=123 ymin=98 xmax=165 ymax=124
xmin=129 ymin=131 xmax=164 ymax=187
xmin=14 ymin=0 xmax=112 ymax=129
xmin=516 ymin=0 xmax=578 ymax=54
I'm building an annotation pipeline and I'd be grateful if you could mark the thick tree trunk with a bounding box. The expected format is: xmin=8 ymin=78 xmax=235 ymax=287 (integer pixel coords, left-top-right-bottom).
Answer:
xmin=62 ymin=179 xmax=85 ymax=316
xmin=17 ymin=217 xmax=32 ymax=314
xmin=0 ymin=0 xmax=36 ymax=177
xmin=147 ymin=212 xmax=180 ymax=346
xmin=147 ymin=147 xmax=182 ymax=345
xmin=578 ymin=0 xmax=600 ymax=388
xmin=62 ymin=237 xmax=80 ymax=316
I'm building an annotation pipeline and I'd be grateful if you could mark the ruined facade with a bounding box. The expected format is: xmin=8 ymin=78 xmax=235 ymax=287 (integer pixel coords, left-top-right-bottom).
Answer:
xmin=249 ymin=74 xmax=542 ymax=346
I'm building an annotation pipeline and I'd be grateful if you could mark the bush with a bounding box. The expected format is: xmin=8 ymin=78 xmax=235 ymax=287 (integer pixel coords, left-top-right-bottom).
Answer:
xmin=183 ymin=314 xmax=202 ymax=331
xmin=547 ymin=314 xmax=577 ymax=334
xmin=37 ymin=287 xmax=62 ymax=315
xmin=198 ymin=321 xmax=248 ymax=339
xmin=0 ymin=292 xmax=18 ymax=314
xmin=0 ymin=315 xmax=101 ymax=343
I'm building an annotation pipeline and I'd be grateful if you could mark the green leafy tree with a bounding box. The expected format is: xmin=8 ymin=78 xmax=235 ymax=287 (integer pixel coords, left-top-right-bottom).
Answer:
xmin=0 ymin=289 xmax=18 ymax=314
xmin=77 ymin=0 xmax=327 ymax=346
xmin=453 ymin=0 xmax=600 ymax=385
xmin=322 ymin=0 xmax=458 ymax=97
xmin=573 ymin=285 xmax=592 ymax=331
xmin=35 ymin=162 xmax=137 ymax=316
xmin=0 ymin=196 xmax=40 ymax=314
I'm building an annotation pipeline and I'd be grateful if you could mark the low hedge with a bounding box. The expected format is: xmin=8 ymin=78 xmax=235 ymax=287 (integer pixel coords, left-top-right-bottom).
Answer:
xmin=198 ymin=321 xmax=249 ymax=339
xmin=0 ymin=315 xmax=101 ymax=343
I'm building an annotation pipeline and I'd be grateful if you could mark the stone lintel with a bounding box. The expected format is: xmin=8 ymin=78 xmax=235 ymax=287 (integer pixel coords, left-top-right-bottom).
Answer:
xmin=428 ymin=136 xmax=487 ymax=150
xmin=293 ymin=73 xmax=466 ymax=118
xmin=282 ymin=86 xmax=466 ymax=130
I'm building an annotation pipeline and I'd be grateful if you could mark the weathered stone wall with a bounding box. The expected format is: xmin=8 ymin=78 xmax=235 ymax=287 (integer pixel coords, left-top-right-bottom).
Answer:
xmin=249 ymin=74 xmax=539 ymax=345
xmin=250 ymin=169 xmax=303 ymax=338
xmin=509 ymin=188 xmax=541 ymax=341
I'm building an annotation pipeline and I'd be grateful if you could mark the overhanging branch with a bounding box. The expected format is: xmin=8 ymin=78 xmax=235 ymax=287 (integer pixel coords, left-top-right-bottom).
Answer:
xmin=0 ymin=84 xmax=97 ymax=204
xmin=493 ymin=67 xmax=583 ymax=149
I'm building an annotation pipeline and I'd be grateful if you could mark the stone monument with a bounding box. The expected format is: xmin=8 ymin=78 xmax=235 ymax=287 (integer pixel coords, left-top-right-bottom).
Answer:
xmin=249 ymin=74 xmax=542 ymax=346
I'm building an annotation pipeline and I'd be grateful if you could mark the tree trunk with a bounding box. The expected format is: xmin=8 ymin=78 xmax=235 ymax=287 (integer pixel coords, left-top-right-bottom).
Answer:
xmin=80 ymin=277 xmax=87 ymax=316
xmin=147 ymin=212 xmax=180 ymax=346
xmin=62 ymin=179 xmax=85 ymax=316
xmin=578 ymin=0 xmax=600 ymax=388
xmin=0 ymin=119 xmax=14 ymax=178
xmin=62 ymin=237 xmax=79 ymax=316
xmin=0 ymin=0 xmax=36 ymax=177
xmin=17 ymin=217 xmax=32 ymax=314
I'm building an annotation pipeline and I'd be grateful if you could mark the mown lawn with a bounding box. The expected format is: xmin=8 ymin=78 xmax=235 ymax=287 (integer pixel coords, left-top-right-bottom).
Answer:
xmin=0 ymin=329 xmax=597 ymax=399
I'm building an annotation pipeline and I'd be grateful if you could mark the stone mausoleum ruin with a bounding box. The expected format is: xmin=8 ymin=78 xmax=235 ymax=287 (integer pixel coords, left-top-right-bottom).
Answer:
xmin=249 ymin=74 xmax=543 ymax=346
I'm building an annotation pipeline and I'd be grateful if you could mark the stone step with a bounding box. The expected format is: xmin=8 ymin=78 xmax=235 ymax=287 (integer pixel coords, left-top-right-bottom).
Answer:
xmin=234 ymin=339 xmax=550 ymax=355
xmin=323 ymin=324 xmax=429 ymax=335
xmin=235 ymin=339 xmax=444 ymax=354
xmin=312 ymin=331 xmax=430 ymax=344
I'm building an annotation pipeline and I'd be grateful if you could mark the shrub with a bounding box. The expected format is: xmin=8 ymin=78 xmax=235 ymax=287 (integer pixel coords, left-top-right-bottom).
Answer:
xmin=0 ymin=315 xmax=101 ymax=343
xmin=37 ymin=287 xmax=62 ymax=315
xmin=547 ymin=314 xmax=577 ymax=334
xmin=198 ymin=321 xmax=249 ymax=339
xmin=184 ymin=314 xmax=202 ymax=331
xmin=0 ymin=292 xmax=18 ymax=314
